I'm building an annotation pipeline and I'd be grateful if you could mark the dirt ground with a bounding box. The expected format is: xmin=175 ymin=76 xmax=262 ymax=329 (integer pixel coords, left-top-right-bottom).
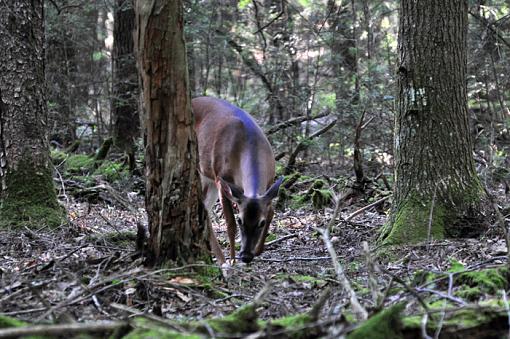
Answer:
xmin=0 ymin=182 xmax=509 ymax=336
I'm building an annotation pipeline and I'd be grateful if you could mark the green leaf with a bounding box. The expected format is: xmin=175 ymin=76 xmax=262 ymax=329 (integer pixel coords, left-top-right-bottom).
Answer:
xmin=238 ymin=0 xmax=250 ymax=9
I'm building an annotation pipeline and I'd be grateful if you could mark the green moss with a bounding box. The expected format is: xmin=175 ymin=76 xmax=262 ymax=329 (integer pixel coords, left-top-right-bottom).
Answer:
xmin=123 ymin=327 xmax=201 ymax=339
xmin=65 ymin=154 xmax=95 ymax=174
xmin=456 ymin=286 xmax=482 ymax=300
xmin=379 ymin=177 xmax=487 ymax=245
xmin=379 ymin=194 xmax=446 ymax=245
xmin=0 ymin=315 xmax=27 ymax=328
xmin=456 ymin=268 xmax=508 ymax=294
xmin=311 ymin=188 xmax=333 ymax=209
xmin=348 ymin=304 xmax=405 ymax=339
xmin=204 ymin=304 xmax=259 ymax=334
xmin=0 ymin=316 xmax=50 ymax=339
xmin=0 ymin=159 xmax=64 ymax=229
xmin=95 ymin=137 xmax=113 ymax=161
xmin=50 ymin=149 xmax=68 ymax=164
xmin=270 ymin=313 xmax=312 ymax=338
xmin=93 ymin=160 xmax=128 ymax=182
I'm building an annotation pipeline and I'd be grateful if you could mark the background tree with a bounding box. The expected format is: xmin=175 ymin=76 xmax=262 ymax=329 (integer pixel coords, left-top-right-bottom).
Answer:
xmin=136 ymin=0 xmax=210 ymax=264
xmin=112 ymin=0 xmax=139 ymax=170
xmin=0 ymin=0 xmax=63 ymax=227
xmin=379 ymin=0 xmax=489 ymax=245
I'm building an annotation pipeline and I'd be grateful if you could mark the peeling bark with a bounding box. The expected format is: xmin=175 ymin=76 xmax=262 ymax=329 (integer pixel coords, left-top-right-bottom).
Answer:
xmin=135 ymin=0 xmax=210 ymax=264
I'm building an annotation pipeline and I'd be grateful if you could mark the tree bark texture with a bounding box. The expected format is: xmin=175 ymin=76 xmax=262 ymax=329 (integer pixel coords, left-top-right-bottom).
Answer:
xmin=135 ymin=0 xmax=210 ymax=264
xmin=113 ymin=0 xmax=139 ymax=170
xmin=380 ymin=0 xmax=488 ymax=245
xmin=0 ymin=0 xmax=63 ymax=228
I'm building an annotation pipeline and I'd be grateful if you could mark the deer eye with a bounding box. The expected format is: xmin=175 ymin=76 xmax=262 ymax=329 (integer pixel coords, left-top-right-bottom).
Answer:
xmin=258 ymin=220 xmax=266 ymax=229
xmin=236 ymin=217 xmax=243 ymax=226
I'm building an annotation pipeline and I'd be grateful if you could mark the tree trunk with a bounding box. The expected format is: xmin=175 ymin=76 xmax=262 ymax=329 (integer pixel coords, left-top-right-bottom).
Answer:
xmin=0 ymin=0 xmax=63 ymax=228
xmin=112 ymin=0 xmax=139 ymax=171
xmin=135 ymin=0 xmax=210 ymax=265
xmin=380 ymin=0 xmax=489 ymax=245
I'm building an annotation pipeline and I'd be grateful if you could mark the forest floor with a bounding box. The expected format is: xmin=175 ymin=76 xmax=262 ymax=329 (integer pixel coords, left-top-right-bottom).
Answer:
xmin=1 ymin=173 xmax=509 ymax=337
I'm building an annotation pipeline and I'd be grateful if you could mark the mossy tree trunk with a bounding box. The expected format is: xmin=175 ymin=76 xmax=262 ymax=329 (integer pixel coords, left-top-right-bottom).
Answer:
xmin=112 ymin=0 xmax=139 ymax=171
xmin=0 ymin=0 xmax=63 ymax=228
xmin=380 ymin=0 xmax=488 ymax=245
xmin=135 ymin=0 xmax=210 ymax=264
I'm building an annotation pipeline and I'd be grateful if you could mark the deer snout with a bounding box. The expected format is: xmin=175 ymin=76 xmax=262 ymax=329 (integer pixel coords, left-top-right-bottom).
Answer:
xmin=239 ymin=251 xmax=254 ymax=263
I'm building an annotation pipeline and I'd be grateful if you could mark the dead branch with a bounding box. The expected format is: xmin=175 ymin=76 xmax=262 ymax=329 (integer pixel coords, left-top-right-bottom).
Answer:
xmin=326 ymin=188 xmax=356 ymax=231
xmin=265 ymin=112 xmax=329 ymax=135
xmin=0 ymin=321 xmax=128 ymax=338
xmin=284 ymin=119 xmax=337 ymax=175
xmin=345 ymin=195 xmax=391 ymax=221
xmin=317 ymin=227 xmax=368 ymax=321
xmin=264 ymin=234 xmax=297 ymax=248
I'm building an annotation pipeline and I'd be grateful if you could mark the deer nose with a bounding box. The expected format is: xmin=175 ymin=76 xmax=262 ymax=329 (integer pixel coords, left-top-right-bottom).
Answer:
xmin=240 ymin=252 xmax=254 ymax=263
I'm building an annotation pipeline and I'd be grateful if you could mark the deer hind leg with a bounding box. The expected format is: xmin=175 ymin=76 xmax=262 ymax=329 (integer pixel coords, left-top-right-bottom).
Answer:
xmin=255 ymin=205 xmax=274 ymax=256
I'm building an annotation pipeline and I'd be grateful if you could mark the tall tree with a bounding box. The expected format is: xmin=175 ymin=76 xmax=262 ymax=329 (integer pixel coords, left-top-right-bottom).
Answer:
xmin=135 ymin=0 xmax=210 ymax=264
xmin=0 ymin=0 xmax=63 ymax=227
xmin=379 ymin=0 xmax=489 ymax=245
xmin=112 ymin=0 xmax=139 ymax=170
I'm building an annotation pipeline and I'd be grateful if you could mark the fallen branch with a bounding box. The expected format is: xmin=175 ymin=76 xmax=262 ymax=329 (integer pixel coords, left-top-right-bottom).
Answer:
xmin=345 ymin=195 xmax=391 ymax=221
xmin=0 ymin=321 xmax=128 ymax=338
xmin=264 ymin=234 xmax=297 ymax=248
xmin=317 ymin=227 xmax=368 ymax=321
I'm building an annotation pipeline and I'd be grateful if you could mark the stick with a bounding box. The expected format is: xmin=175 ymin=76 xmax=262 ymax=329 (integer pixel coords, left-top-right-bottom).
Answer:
xmin=0 ymin=321 xmax=127 ymax=338
xmin=317 ymin=227 xmax=367 ymax=321
xmin=264 ymin=234 xmax=297 ymax=247
xmin=345 ymin=195 xmax=391 ymax=221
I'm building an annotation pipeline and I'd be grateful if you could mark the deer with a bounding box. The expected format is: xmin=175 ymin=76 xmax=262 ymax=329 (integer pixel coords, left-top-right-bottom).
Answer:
xmin=192 ymin=97 xmax=283 ymax=265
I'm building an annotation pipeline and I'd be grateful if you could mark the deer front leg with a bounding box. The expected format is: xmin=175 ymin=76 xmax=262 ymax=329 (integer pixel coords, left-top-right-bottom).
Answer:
xmin=208 ymin=219 xmax=226 ymax=265
xmin=220 ymin=192 xmax=237 ymax=264
xmin=255 ymin=205 xmax=274 ymax=256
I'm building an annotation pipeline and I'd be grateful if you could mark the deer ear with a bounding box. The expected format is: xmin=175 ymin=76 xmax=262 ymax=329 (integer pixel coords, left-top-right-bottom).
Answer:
xmin=263 ymin=176 xmax=284 ymax=201
xmin=219 ymin=177 xmax=245 ymax=203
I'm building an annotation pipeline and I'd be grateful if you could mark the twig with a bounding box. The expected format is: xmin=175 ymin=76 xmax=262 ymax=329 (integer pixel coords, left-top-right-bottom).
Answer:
xmin=317 ymin=227 xmax=367 ymax=321
xmin=415 ymin=288 xmax=467 ymax=306
xmin=284 ymin=119 xmax=337 ymax=175
xmin=434 ymin=300 xmax=447 ymax=339
xmin=421 ymin=313 xmax=432 ymax=339
xmin=363 ymin=241 xmax=380 ymax=306
xmin=380 ymin=268 xmax=430 ymax=312
xmin=265 ymin=113 xmax=329 ymax=135
xmin=345 ymin=195 xmax=390 ymax=221
xmin=326 ymin=188 xmax=355 ymax=231
xmin=258 ymin=256 xmax=331 ymax=262
xmin=264 ymin=234 xmax=297 ymax=247
xmin=0 ymin=321 xmax=127 ymax=338
xmin=110 ymin=303 xmax=185 ymax=332
xmin=308 ymin=287 xmax=331 ymax=321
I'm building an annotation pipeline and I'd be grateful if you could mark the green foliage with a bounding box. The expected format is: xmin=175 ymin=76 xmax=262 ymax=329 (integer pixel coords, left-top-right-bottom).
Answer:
xmin=237 ymin=0 xmax=250 ymax=9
